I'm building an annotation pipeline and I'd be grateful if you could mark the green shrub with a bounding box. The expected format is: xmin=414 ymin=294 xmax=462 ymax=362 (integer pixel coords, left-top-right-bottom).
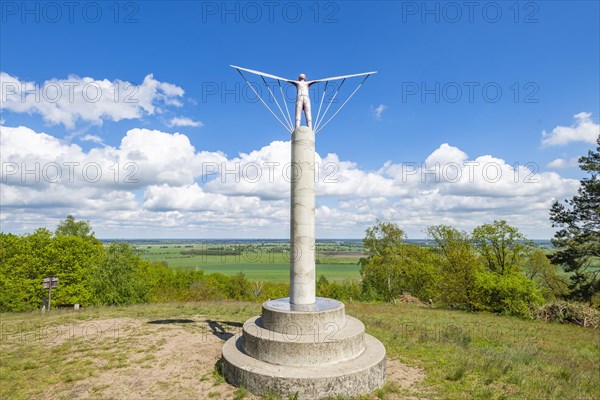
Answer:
xmin=316 ymin=275 xmax=362 ymax=302
xmin=226 ymin=272 xmax=252 ymax=300
xmin=255 ymin=281 xmax=289 ymax=301
xmin=0 ymin=227 xmax=102 ymax=311
xmin=472 ymin=271 xmax=544 ymax=317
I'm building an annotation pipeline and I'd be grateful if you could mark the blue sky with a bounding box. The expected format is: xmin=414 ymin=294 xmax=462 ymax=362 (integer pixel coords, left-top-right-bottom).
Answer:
xmin=1 ymin=1 xmax=599 ymax=238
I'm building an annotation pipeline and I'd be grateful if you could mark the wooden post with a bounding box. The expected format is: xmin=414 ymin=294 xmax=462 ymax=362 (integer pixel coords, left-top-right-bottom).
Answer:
xmin=43 ymin=276 xmax=58 ymax=312
xmin=48 ymin=285 xmax=52 ymax=312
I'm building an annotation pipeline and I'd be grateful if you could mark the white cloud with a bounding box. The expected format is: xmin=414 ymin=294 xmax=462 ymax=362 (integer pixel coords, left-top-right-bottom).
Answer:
xmin=0 ymin=126 xmax=581 ymax=238
xmin=168 ymin=117 xmax=203 ymax=127
xmin=547 ymin=157 xmax=579 ymax=169
xmin=424 ymin=143 xmax=468 ymax=165
xmin=143 ymin=183 xmax=259 ymax=212
xmin=1 ymin=184 xmax=138 ymax=211
xmin=371 ymin=104 xmax=386 ymax=120
xmin=81 ymin=134 xmax=104 ymax=145
xmin=541 ymin=112 xmax=599 ymax=146
xmin=0 ymin=126 xmax=226 ymax=189
xmin=0 ymin=72 xmax=185 ymax=129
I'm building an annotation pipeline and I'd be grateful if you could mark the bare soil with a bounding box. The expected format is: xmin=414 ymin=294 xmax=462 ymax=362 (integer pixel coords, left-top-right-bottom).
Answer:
xmin=40 ymin=316 xmax=426 ymax=400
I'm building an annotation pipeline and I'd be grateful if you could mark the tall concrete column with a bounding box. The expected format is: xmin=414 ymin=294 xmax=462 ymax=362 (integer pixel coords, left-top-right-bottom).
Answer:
xmin=290 ymin=126 xmax=316 ymax=305
xmin=222 ymin=125 xmax=387 ymax=399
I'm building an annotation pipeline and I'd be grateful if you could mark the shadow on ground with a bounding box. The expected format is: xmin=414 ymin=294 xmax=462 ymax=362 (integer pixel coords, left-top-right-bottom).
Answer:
xmin=146 ymin=318 xmax=243 ymax=340
xmin=147 ymin=318 xmax=196 ymax=324
xmin=205 ymin=319 xmax=243 ymax=340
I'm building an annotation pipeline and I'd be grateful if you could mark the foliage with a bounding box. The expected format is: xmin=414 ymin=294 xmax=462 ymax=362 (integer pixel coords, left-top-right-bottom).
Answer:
xmin=316 ymin=275 xmax=362 ymax=302
xmin=427 ymin=225 xmax=483 ymax=308
xmin=0 ymin=226 xmax=103 ymax=311
xmin=359 ymin=221 xmax=545 ymax=317
xmin=359 ymin=221 xmax=438 ymax=302
xmin=226 ymin=272 xmax=252 ymax=300
xmin=549 ymin=135 xmax=600 ymax=304
xmin=55 ymin=215 xmax=98 ymax=241
xmin=0 ymin=215 xmax=294 ymax=311
xmin=0 ymin=217 xmax=558 ymax=320
xmin=471 ymin=271 xmax=544 ymax=318
xmin=523 ymin=249 xmax=570 ymax=301
xmin=362 ymin=220 xmax=406 ymax=258
xmin=471 ymin=220 xmax=533 ymax=275
xmin=48 ymin=235 xmax=103 ymax=305
xmin=88 ymin=242 xmax=148 ymax=306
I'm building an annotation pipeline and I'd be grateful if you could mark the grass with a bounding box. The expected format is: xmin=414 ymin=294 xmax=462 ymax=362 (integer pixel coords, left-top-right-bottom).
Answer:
xmin=349 ymin=303 xmax=599 ymax=399
xmin=234 ymin=386 xmax=250 ymax=399
xmin=1 ymin=301 xmax=598 ymax=399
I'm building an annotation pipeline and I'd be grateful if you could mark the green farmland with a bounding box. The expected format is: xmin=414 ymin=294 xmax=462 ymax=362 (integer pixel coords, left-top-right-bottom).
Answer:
xmin=134 ymin=241 xmax=363 ymax=282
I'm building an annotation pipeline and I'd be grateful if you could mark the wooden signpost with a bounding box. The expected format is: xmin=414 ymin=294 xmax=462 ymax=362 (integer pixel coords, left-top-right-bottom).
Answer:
xmin=42 ymin=276 xmax=58 ymax=311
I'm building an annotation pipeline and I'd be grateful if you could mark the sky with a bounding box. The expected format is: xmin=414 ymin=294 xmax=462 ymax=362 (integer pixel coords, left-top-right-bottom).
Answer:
xmin=0 ymin=0 xmax=599 ymax=239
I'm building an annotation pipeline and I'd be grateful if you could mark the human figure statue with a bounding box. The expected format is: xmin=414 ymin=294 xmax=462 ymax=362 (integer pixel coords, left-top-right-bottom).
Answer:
xmin=286 ymin=73 xmax=318 ymax=129
xmin=230 ymin=65 xmax=377 ymax=133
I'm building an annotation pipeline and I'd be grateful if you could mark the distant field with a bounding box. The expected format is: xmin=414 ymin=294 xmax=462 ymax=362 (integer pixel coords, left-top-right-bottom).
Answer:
xmin=133 ymin=241 xmax=589 ymax=282
xmin=135 ymin=242 xmax=363 ymax=281
xmin=196 ymin=263 xmax=360 ymax=281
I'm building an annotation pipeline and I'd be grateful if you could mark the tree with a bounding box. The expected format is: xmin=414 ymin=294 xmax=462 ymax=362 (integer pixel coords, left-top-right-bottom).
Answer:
xmin=89 ymin=242 xmax=146 ymax=306
xmin=427 ymin=225 xmax=483 ymax=308
xmin=55 ymin=215 xmax=97 ymax=241
xmin=359 ymin=221 xmax=407 ymax=301
xmin=362 ymin=220 xmax=405 ymax=258
xmin=0 ymin=228 xmax=102 ymax=311
xmin=471 ymin=220 xmax=533 ymax=275
xmin=524 ymin=249 xmax=570 ymax=301
xmin=360 ymin=221 xmax=438 ymax=302
xmin=549 ymin=135 xmax=600 ymax=304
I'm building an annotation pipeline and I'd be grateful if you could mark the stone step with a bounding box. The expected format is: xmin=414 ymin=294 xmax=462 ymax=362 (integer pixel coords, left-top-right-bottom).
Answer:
xmin=221 ymin=332 xmax=386 ymax=400
xmin=261 ymin=297 xmax=346 ymax=334
xmin=242 ymin=315 xmax=366 ymax=366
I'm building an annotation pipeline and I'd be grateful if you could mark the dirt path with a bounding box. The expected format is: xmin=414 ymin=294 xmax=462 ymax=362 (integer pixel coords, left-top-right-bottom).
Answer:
xmin=41 ymin=316 xmax=426 ymax=400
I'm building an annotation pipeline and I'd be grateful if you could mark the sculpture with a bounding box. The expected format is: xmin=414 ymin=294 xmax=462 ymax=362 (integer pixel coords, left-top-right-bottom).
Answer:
xmin=222 ymin=65 xmax=385 ymax=399
xmin=230 ymin=65 xmax=377 ymax=133
xmin=289 ymin=73 xmax=317 ymax=128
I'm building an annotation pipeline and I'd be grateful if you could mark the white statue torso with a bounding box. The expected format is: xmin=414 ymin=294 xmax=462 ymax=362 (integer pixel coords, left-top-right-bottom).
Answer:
xmin=295 ymin=80 xmax=310 ymax=98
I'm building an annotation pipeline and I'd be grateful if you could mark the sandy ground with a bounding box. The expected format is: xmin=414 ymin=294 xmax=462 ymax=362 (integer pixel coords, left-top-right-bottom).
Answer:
xmin=41 ymin=316 xmax=426 ymax=400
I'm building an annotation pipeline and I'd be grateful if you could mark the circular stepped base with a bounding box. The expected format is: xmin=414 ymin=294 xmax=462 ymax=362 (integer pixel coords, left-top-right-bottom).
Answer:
xmin=221 ymin=298 xmax=386 ymax=399
xmin=221 ymin=333 xmax=386 ymax=399
xmin=242 ymin=315 xmax=366 ymax=366
xmin=261 ymin=297 xmax=345 ymax=334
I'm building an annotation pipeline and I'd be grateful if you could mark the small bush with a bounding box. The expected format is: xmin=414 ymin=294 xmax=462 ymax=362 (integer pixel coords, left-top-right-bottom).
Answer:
xmin=472 ymin=271 xmax=544 ymax=318
xmin=533 ymin=301 xmax=599 ymax=329
xmin=316 ymin=275 xmax=362 ymax=302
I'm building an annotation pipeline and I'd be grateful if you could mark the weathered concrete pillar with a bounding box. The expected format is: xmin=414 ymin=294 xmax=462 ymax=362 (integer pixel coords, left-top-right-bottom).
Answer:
xmin=290 ymin=126 xmax=316 ymax=305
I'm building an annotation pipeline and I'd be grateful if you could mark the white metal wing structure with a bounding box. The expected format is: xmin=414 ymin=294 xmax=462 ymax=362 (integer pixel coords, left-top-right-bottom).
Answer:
xmin=310 ymin=71 xmax=378 ymax=83
xmin=230 ymin=65 xmax=377 ymax=134
xmin=230 ymin=65 xmax=291 ymax=82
